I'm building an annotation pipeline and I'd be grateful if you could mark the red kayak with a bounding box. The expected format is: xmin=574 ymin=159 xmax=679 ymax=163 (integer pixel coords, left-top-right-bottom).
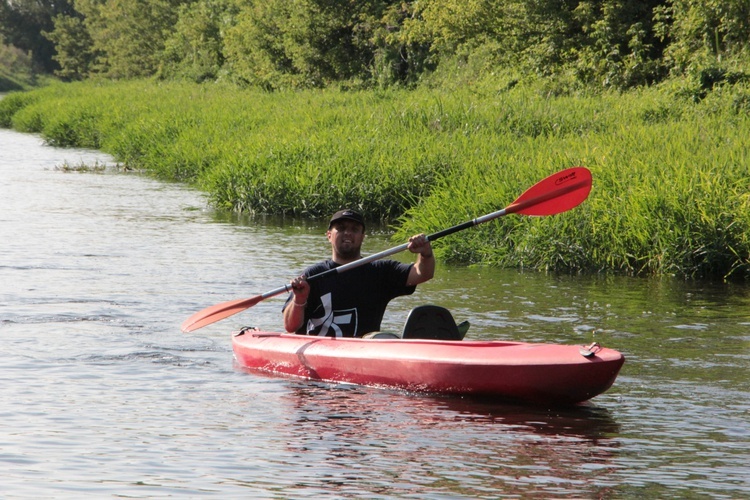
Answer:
xmin=232 ymin=330 xmax=624 ymax=405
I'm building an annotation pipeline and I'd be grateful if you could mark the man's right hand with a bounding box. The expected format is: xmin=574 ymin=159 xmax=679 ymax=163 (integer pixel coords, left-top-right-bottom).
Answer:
xmin=290 ymin=275 xmax=310 ymax=304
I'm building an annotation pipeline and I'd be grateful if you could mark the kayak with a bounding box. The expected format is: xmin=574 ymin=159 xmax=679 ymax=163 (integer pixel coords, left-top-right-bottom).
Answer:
xmin=231 ymin=329 xmax=625 ymax=405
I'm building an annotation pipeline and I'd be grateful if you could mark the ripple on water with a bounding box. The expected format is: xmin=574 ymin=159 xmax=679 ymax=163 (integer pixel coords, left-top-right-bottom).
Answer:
xmin=1 ymin=127 xmax=749 ymax=497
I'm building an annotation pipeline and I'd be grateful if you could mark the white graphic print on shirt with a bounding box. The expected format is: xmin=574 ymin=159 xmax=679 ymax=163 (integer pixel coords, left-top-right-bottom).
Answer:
xmin=306 ymin=292 xmax=358 ymax=337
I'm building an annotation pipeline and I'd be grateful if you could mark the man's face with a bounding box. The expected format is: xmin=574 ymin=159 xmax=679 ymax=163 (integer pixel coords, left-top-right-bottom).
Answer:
xmin=327 ymin=220 xmax=365 ymax=259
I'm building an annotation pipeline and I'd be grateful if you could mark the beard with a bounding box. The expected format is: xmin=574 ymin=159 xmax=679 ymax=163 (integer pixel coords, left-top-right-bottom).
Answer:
xmin=335 ymin=239 xmax=362 ymax=260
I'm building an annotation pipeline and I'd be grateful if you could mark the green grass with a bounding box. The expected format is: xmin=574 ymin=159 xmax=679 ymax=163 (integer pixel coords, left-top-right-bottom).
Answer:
xmin=0 ymin=43 xmax=55 ymax=92
xmin=2 ymin=78 xmax=749 ymax=279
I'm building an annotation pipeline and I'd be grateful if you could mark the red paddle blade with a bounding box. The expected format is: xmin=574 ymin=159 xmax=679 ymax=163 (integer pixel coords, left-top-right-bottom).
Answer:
xmin=181 ymin=295 xmax=264 ymax=332
xmin=505 ymin=167 xmax=592 ymax=216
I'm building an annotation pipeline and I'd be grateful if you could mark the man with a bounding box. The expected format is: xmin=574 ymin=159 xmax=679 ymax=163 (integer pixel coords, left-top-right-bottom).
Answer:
xmin=283 ymin=209 xmax=434 ymax=337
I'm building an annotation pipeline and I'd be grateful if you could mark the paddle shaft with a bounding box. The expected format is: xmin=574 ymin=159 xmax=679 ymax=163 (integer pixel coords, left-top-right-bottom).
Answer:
xmin=271 ymin=174 xmax=589 ymax=291
xmin=181 ymin=167 xmax=592 ymax=332
xmin=208 ymin=210 xmax=509 ymax=311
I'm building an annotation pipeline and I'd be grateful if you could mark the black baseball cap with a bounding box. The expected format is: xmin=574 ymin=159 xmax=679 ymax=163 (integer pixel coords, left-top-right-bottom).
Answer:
xmin=329 ymin=209 xmax=365 ymax=229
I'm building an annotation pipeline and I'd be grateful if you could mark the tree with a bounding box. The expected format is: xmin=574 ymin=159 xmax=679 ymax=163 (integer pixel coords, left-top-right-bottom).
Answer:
xmin=0 ymin=0 xmax=76 ymax=72
xmin=12 ymin=0 xmax=750 ymax=90
xmin=568 ymin=0 xmax=668 ymax=87
xmin=72 ymin=0 xmax=188 ymax=78
xmin=658 ymin=0 xmax=750 ymax=74
xmin=401 ymin=0 xmax=669 ymax=89
xmin=160 ymin=0 xmax=238 ymax=82
xmin=223 ymin=0 xmax=411 ymax=89
xmin=44 ymin=12 xmax=97 ymax=80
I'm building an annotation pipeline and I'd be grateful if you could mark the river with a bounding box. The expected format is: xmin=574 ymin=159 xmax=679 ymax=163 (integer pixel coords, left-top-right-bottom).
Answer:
xmin=1 ymin=126 xmax=748 ymax=498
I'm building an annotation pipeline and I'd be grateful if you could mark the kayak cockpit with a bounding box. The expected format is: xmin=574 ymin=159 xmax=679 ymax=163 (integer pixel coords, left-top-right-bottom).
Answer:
xmin=363 ymin=304 xmax=469 ymax=340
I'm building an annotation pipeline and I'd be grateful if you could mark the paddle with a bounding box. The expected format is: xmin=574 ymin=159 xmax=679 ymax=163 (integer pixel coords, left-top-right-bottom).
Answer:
xmin=181 ymin=166 xmax=592 ymax=332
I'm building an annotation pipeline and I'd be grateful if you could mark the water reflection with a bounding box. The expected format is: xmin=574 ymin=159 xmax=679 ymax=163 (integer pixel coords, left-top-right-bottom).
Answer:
xmin=268 ymin=382 xmax=621 ymax=497
xmin=283 ymin=382 xmax=620 ymax=437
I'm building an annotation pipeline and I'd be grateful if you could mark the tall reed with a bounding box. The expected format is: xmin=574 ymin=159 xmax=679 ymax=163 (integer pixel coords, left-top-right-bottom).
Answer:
xmin=1 ymin=79 xmax=748 ymax=278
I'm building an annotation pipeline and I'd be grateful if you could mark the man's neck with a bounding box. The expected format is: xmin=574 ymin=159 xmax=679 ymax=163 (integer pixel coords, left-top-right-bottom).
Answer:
xmin=332 ymin=252 xmax=362 ymax=265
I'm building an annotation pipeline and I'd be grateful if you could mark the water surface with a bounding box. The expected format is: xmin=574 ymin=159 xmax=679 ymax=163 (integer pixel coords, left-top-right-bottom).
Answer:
xmin=1 ymin=128 xmax=748 ymax=498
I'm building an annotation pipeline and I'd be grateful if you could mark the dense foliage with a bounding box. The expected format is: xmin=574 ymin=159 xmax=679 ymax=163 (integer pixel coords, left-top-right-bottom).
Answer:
xmin=2 ymin=0 xmax=750 ymax=90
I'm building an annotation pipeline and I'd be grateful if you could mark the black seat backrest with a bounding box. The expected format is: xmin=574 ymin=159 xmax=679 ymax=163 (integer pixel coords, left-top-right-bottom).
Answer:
xmin=402 ymin=305 xmax=462 ymax=341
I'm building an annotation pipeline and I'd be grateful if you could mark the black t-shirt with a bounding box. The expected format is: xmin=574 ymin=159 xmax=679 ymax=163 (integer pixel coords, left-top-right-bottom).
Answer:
xmin=285 ymin=259 xmax=416 ymax=337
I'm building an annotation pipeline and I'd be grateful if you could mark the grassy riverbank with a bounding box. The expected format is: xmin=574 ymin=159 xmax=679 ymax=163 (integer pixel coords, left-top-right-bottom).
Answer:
xmin=1 ymin=79 xmax=749 ymax=279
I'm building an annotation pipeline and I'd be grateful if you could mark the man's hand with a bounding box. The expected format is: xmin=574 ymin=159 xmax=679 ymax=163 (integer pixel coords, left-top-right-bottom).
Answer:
xmin=408 ymin=233 xmax=433 ymax=258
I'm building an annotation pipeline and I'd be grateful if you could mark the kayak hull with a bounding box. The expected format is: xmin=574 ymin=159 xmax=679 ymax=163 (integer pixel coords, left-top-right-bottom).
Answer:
xmin=232 ymin=331 xmax=624 ymax=405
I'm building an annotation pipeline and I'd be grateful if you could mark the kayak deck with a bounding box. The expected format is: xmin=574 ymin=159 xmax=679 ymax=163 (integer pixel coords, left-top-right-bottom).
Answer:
xmin=232 ymin=330 xmax=625 ymax=405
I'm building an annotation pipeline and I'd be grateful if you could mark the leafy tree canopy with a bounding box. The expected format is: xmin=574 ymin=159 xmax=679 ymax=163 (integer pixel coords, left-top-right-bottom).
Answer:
xmin=1 ymin=0 xmax=748 ymax=90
